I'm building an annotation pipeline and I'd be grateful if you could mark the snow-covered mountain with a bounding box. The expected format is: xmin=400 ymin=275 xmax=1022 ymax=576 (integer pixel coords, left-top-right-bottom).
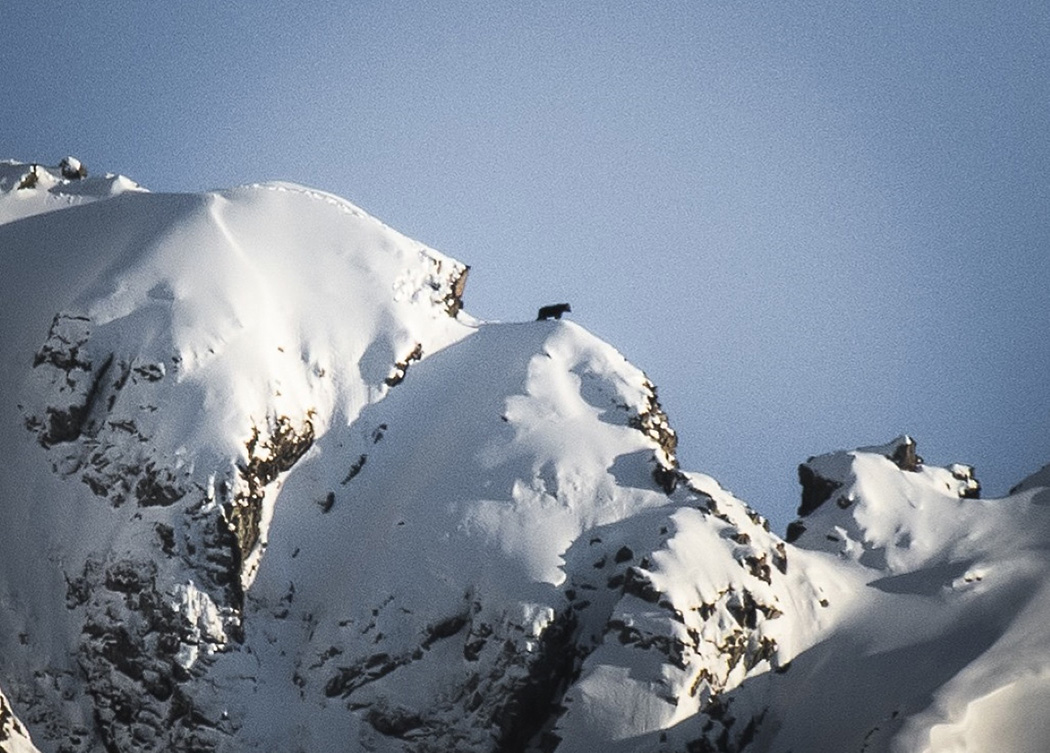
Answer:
xmin=1 ymin=159 xmax=1048 ymax=753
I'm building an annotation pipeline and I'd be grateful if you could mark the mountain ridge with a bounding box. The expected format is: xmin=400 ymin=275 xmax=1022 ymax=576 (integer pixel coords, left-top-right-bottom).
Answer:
xmin=1 ymin=160 xmax=1048 ymax=753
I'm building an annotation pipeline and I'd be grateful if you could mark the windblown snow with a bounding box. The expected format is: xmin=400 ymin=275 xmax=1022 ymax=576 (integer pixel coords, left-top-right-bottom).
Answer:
xmin=1 ymin=159 xmax=1048 ymax=753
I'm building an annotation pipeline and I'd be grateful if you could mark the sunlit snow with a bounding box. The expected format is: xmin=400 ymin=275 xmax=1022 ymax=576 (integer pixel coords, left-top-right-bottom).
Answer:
xmin=0 ymin=161 xmax=1047 ymax=753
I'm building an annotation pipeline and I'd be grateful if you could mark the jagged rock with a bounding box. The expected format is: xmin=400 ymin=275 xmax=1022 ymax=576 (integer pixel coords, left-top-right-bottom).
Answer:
xmin=16 ymin=164 xmax=39 ymax=190
xmin=229 ymin=416 xmax=315 ymax=580
xmin=797 ymin=461 xmax=843 ymax=517
xmin=60 ymin=156 xmax=87 ymax=180
xmin=628 ymin=378 xmax=678 ymax=466
xmin=385 ymin=343 xmax=423 ymax=387
xmin=446 ymin=266 xmax=470 ymax=317
xmin=949 ymin=463 xmax=981 ymax=498
xmin=0 ymin=685 xmax=39 ymax=753
xmin=889 ymin=435 xmax=921 ymax=471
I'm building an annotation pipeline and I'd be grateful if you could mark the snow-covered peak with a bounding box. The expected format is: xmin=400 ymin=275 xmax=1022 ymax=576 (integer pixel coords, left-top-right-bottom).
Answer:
xmin=786 ymin=436 xmax=985 ymax=571
xmin=0 ymin=158 xmax=144 ymax=225
xmin=6 ymin=177 xmax=472 ymax=460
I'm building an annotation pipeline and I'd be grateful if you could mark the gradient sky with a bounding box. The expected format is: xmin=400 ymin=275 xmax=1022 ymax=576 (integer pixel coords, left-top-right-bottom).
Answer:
xmin=3 ymin=3 xmax=1048 ymax=531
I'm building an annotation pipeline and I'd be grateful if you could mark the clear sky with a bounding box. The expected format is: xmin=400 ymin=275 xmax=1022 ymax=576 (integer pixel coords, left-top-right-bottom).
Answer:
xmin=3 ymin=3 xmax=1048 ymax=532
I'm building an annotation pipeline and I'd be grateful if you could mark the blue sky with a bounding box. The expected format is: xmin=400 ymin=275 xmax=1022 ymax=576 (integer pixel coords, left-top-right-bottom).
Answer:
xmin=3 ymin=3 xmax=1048 ymax=531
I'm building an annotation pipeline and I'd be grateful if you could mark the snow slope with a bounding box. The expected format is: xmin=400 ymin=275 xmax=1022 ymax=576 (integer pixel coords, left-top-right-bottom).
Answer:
xmin=0 ymin=159 xmax=143 ymax=226
xmin=775 ymin=438 xmax=1050 ymax=753
xmin=1 ymin=161 xmax=1048 ymax=753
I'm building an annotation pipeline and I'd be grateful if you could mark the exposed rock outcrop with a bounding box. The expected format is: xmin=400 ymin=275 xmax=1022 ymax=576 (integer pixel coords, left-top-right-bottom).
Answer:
xmin=0 ymin=686 xmax=40 ymax=753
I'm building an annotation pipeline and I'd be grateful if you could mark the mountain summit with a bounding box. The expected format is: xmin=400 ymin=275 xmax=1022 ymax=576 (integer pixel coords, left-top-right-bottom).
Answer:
xmin=1 ymin=160 xmax=1048 ymax=753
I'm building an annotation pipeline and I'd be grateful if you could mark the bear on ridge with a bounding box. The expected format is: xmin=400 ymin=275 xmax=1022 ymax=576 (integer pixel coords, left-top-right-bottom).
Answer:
xmin=536 ymin=303 xmax=571 ymax=321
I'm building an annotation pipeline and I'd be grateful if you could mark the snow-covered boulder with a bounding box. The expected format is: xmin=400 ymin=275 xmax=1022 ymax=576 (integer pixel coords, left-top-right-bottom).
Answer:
xmin=59 ymin=156 xmax=87 ymax=180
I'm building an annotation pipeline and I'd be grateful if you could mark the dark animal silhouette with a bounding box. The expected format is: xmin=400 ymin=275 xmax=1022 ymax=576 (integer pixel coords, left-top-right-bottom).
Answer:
xmin=537 ymin=303 xmax=571 ymax=321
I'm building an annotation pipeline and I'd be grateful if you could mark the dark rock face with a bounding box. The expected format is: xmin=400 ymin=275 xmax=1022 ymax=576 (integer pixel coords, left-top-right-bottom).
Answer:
xmin=27 ymin=313 xmax=96 ymax=448
xmin=889 ymin=436 xmax=921 ymax=472
xmin=229 ymin=417 xmax=315 ymax=573
xmin=384 ymin=343 xmax=423 ymax=387
xmin=56 ymin=513 xmax=242 ymax=752
xmin=318 ymin=595 xmax=581 ymax=753
xmin=785 ymin=520 xmax=807 ymax=543
xmin=72 ymin=556 xmax=233 ymax=753
xmin=797 ymin=462 xmax=843 ymax=517
xmin=0 ymin=688 xmax=31 ymax=746
xmin=16 ymin=164 xmax=40 ymax=189
xmin=446 ymin=266 xmax=470 ymax=317
xmin=417 ymin=255 xmax=469 ymax=318
xmin=60 ymin=157 xmax=88 ymax=180
xmin=493 ymin=611 xmax=578 ymax=753
xmin=951 ymin=463 xmax=981 ymax=499
xmin=628 ymin=377 xmax=681 ymax=494
xmin=18 ymin=312 xmax=322 ymax=752
xmin=24 ymin=314 xmax=189 ymax=508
